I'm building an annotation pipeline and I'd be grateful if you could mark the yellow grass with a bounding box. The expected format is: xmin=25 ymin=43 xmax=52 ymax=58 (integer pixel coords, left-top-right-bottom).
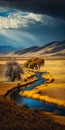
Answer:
xmin=43 ymin=111 xmax=65 ymax=125
xmin=0 ymin=59 xmax=65 ymax=107
xmin=20 ymin=84 xmax=65 ymax=107
xmin=0 ymin=58 xmax=65 ymax=126
xmin=51 ymin=114 xmax=65 ymax=125
xmin=0 ymin=76 xmax=37 ymax=96
xmin=20 ymin=60 xmax=65 ymax=107
xmin=0 ymin=96 xmax=65 ymax=129
xmin=0 ymin=61 xmax=37 ymax=96
xmin=40 ymin=60 xmax=65 ymax=83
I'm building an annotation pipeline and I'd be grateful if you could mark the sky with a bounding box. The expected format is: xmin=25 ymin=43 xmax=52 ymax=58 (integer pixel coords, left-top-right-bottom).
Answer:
xmin=0 ymin=0 xmax=65 ymax=48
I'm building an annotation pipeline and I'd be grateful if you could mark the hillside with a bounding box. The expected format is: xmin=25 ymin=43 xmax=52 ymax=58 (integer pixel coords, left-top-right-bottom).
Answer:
xmin=0 ymin=96 xmax=65 ymax=130
xmin=8 ymin=40 xmax=65 ymax=59
xmin=14 ymin=46 xmax=39 ymax=55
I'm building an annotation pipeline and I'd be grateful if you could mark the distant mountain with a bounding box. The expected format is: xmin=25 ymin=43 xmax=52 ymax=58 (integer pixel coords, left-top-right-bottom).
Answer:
xmin=0 ymin=45 xmax=19 ymax=54
xmin=14 ymin=46 xmax=39 ymax=55
xmin=2 ymin=40 xmax=65 ymax=59
xmin=39 ymin=40 xmax=65 ymax=57
xmin=39 ymin=41 xmax=65 ymax=54
xmin=11 ymin=40 xmax=65 ymax=59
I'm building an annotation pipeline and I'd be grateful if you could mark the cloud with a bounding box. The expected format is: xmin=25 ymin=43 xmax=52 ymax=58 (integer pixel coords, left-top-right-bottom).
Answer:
xmin=0 ymin=7 xmax=9 ymax=12
xmin=0 ymin=0 xmax=65 ymax=20
xmin=0 ymin=1 xmax=65 ymax=48
xmin=0 ymin=8 xmax=65 ymax=29
xmin=0 ymin=10 xmax=43 ymax=29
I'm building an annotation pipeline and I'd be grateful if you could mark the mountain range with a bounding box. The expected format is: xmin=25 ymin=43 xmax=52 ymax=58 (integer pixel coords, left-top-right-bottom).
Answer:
xmin=0 ymin=40 xmax=65 ymax=59
xmin=8 ymin=40 xmax=65 ymax=59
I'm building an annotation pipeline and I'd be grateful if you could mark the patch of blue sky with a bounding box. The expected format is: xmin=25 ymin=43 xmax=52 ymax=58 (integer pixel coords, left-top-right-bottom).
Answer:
xmin=0 ymin=8 xmax=18 ymax=17
xmin=0 ymin=12 xmax=8 ymax=17
xmin=0 ymin=7 xmax=29 ymax=18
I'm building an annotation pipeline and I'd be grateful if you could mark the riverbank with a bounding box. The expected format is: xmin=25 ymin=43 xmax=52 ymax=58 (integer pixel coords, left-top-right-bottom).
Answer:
xmin=0 ymin=60 xmax=65 ymax=108
xmin=0 ymin=59 xmax=65 ymax=127
xmin=20 ymin=83 xmax=65 ymax=107
xmin=0 ymin=74 xmax=37 ymax=96
xmin=0 ymin=96 xmax=65 ymax=130
xmin=20 ymin=73 xmax=65 ymax=107
xmin=20 ymin=60 xmax=65 ymax=108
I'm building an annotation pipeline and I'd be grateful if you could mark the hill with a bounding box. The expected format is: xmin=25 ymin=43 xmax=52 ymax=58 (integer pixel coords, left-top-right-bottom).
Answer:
xmin=0 ymin=96 xmax=65 ymax=130
xmin=10 ymin=40 xmax=65 ymax=59
xmin=14 ymin=46 xmax=39 ymax=55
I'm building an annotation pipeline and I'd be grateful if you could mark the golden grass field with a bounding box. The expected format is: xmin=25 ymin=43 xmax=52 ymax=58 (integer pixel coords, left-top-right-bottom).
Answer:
xmin=0 ymin=96 xmax=65 ymax=130
xmin=0 ymin=59 xmax=37 ymax=95
xmin=0 ymin=59 xmax=65 ymax=107
xmin=20 ymin=60 xmax=65 ymax=107
xmin=0 ymin=58 xmax=65 ymax=126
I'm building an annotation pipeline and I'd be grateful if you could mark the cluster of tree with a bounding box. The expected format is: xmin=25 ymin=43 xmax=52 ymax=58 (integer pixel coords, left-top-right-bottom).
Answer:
xmin=4 ymin=61 xmax=23 ymax=82
xmin=24 ymin=58 xmax=45 ymax=69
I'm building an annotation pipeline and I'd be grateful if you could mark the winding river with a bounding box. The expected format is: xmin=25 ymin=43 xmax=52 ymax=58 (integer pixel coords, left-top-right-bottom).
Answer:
xmin=7 ymin=72 xmax=65 ymax=116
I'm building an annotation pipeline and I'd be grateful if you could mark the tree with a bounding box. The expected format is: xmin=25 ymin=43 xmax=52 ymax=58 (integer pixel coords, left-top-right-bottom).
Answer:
xmin=4 ymin=61 xmax=23 ymax=82
xmin=24 ymin=58 xmax=44 ymax=70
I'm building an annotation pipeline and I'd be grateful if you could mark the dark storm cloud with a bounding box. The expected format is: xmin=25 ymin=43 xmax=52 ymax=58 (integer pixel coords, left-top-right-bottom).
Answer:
xmin=0 ymin=0 xmax=65 ymax=20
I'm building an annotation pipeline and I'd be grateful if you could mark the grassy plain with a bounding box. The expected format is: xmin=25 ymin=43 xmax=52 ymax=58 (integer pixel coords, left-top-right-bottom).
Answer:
xmin=0 ymin=58 xmax=65 ymax=128
xmin=0 ymin=58 xmax=37 ymax=95
xmin=20 ymin=60 xmax=65 ymax=107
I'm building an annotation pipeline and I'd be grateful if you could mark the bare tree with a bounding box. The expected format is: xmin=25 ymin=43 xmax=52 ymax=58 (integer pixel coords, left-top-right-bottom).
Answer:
xmin=4 ymin=61 xmax=23 ymax=82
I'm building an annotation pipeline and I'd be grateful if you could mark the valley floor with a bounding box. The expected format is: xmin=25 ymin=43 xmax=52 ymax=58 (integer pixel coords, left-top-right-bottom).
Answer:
xmin=20 ymin=60 xmax=65 ymax=107
xmin=0 ymin=59 xmax=65 ymax=128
